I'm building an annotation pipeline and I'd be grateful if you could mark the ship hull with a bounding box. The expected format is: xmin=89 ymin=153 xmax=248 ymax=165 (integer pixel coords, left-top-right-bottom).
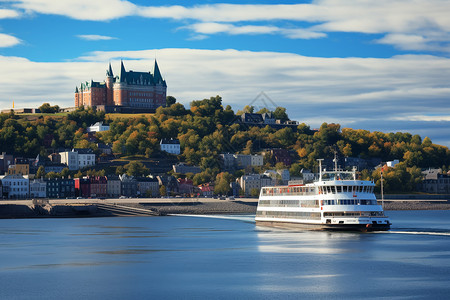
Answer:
xmin=255 ymin=220 xmax=391 ymax=232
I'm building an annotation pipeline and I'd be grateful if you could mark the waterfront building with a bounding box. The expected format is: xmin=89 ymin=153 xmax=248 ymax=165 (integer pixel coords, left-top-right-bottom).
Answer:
xmin=137 ymin=177 xmax=159 ymax=197
xmin=198 ymin=182 xmax=214 ymax=197
xmin=239 ymin=174 xmax=273 ymax=197
xmin=75 ymin=61 xmax=167 ymax=111
xmin=45 ymin=178 xmax=75 ymax=199
xmin=106 ymin=175 xmax=121 ymax=198
xmin=178 ymin=178 xmax=194 ymax=195
xmin=156 ymin=175 xmax=179 ymax=194
xmin=0 ymin=174 xmax=29 ymax=199
xmin=59 ymin=148 xmax=96 ymax=170
xmin=119 ymin=174 xmax=138 ymax=197
xmin=421 ymin=169 xmax=450 ymax=194
xmin=29 ymin=179 xmax=47 ymax=198
xmin=90 ymin=176 xmax=107 ymax=198
xmin=74 ymin=177 xmax=90 ymax=198
xmin=160 ymin=138 xmax=181 ymax=155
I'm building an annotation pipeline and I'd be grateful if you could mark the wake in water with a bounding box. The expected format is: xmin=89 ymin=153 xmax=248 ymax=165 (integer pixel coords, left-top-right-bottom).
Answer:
xmin=380 ymin=229 xmax=450 ymax=236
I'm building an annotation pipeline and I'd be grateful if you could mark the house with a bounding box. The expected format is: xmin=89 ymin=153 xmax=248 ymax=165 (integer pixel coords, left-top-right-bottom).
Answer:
xmin=119 ymin=174 xmax=138 ymax=197
xmin=106 ymin=175 xmax=121 ymax=198
xmin=160 ymin=138 xmax=181 ymax=155
xmin=97 ymin=143 xmax=113 ymax=155
xmin=421 ymin=169 xmax=450 ymax=194
xmin=156 ymin=175 xmax=179 ymax=194
xmin=59 ymin=148 xmax=96 ymax=170
xmin=238 ymin=174 xmax=273 ymax=197
xmin=29 ymin=179 xmax=47 ymax=198
xmin=87 ymin=122 xmax=110 ymax=133
xmin=74 ymin=177 xmax=91 ymax=198
xmin=173 ymin=163 xmax=201 ymax=174
xmin=90 ymin=176 xmax=107 ymax=198
xmin=263 ymin=169 xmax=290 ymax=185
xmin=137 ymin=177 xmax=159 ymax=197
xmin=387 ymin=160 xmax=400 ymax=168
xmin=266 ymin=148 xmax=292 ymax=167
xmin=0 ymin=174 xmax=29 ymax=199
xmin=300 ymin=169 xmax=315 ymax=182
xmin=198 ymin=183 xmax=214 ymax=197
xmin=178 ymin=178 xmax=194 ymax=195
xmin=0 ymin=152 xmax=14 ymax=175
xmin=7 ymin=158 xmax=30 ymax=175
xmin=45 ymin=178 xmax=75 ymax=199
xmin=221 ymin=154 xmax=263 ymax=170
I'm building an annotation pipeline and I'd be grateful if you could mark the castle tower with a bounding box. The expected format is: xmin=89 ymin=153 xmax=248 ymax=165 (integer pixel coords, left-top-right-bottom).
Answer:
xmin=105 ymin=63 xmax=114 ymax=106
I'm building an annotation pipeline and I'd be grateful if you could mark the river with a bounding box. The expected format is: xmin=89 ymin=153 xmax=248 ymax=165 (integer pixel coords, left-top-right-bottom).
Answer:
xmin=1 ymin=210 xmax=449 ymax=299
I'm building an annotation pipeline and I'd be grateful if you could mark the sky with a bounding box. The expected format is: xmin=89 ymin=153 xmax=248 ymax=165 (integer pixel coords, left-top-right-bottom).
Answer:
xmin=0 ymin=0 xmax=450 ymax=147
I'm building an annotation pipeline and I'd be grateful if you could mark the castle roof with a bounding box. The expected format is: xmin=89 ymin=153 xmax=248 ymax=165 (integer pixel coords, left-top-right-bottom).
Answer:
xmin=119 ymin=60 xmax=166 ymax=87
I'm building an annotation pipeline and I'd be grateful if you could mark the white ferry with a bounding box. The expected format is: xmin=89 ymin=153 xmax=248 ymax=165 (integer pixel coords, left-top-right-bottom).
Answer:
xmin=255 ymin=160 xmax=391 ymax=231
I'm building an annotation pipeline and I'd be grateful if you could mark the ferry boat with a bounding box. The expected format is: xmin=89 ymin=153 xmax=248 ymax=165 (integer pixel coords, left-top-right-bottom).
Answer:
xmin=255 ymin=159 xmax=391 ymax=231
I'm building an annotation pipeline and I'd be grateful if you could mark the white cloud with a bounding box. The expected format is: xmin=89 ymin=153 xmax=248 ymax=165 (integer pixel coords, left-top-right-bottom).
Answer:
xmin=0 ymin=8 xmax=20 ymax=19
xmin=1 ymin=48 xmax=450 ymax=145
xmin=77 ymin=34 xmax=118 ymax=41
xmin=12 ymin=0 xmax=136 ymax=21
xmin=7 ymin=1 xmax=450 ymax=50
xmin=0 ymin=33 xmax=21 ymax=47
xmin=184 ymin=22 xmax=325 ymax=39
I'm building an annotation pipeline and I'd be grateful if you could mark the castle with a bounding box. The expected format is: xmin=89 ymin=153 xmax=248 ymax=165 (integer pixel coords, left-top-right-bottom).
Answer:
xmin=75 ymin=61 xmax=167 ymax=112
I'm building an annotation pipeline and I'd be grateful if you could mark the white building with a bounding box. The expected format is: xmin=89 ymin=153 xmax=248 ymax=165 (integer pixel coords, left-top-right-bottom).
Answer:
xmin=60 ymin=149 xmax=96 ymax=170
xmin=387 ymin=159 xmax=400 ymax=167
xmin=160 ymin=138 xmax=181 ymax=155
xmin=239 ymin=174 xmax=273 ymax=196
xmin=29 ymin=179 xmax=46 ymax=198
xmin=87 ymin=122 xmax=110 ymax=133
xmin=1 ymin=174 xmax=29 ymax=199
xmin=235 ymin=154 xmax=264 ymax=168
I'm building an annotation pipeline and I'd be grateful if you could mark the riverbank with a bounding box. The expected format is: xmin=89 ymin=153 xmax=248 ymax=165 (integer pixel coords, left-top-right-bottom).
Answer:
xmin=1 ymin=197 xmax=449 ymax=219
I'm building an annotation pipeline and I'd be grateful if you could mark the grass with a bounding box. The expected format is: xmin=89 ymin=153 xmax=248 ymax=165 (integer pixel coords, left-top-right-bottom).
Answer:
xmin=106 ymin=113 xmax=155 ymax=120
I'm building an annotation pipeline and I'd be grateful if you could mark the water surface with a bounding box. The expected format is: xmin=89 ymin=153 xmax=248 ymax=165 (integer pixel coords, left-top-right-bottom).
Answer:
xmin=1 ymin=211 xmax=449 ymax=299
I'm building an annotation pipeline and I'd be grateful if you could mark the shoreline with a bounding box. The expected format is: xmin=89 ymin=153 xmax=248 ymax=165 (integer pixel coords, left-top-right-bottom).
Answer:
xmin=1 ymin=197 xmax=449 ymax=219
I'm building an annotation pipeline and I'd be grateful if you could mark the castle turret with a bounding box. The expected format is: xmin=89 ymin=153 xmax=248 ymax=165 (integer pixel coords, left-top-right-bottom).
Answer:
xmin=106 ymin=63 xmax=114 ymax=105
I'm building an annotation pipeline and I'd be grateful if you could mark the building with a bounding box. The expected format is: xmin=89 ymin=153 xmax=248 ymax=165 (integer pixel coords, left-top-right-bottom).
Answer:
xmin=7 ymin=158 xmax=30 ymax=175
xmin=173 ymin=163 xmax=201 ymax=174
xmin=239 ymin=174 xmax=273 ymax=197
xmin=263 ymin=169 xmax=290 ymax=185
xmin=87 ymin=122 xmax=110 ymax=133
xmin=106 ymin=175 xmax=121 ymax=198
xmin=74 ymin=177 xmax=91 ymax=198
xmin=137 ymin=177 xmax=159 ymax=197
xmin=156 ymin=175 xmax=179 ymax=194
xmin=178 ymin=178 xmax=194 ymax=195
xmin=198 ymin=183 xmax=214 ymax=197
xmin=1 ymin=174 xmax=29 ymax=199
xmin=421 ymin=169 xmax=450 ymax=194
xmin=75 ymin=61 xmax=167 ymax=111
xmin=160 ymin=138 xmax=181 ymax=155
xmin=29 ymin=179 xmax=46 ymax=198
xmin=119 ymin=174 xmax=138 ymax=197
xmin=0 ymin=152 xmax=14 ymax=175
xmin=269 ymin=149 xmax=292 ymax=167
xmin=90 ymin=176 xmax=107 ymax=198
xmin=45 ymin=178 xmax=75 ymax=199
xmin=59 ymin=149 xmax=96 ymax=170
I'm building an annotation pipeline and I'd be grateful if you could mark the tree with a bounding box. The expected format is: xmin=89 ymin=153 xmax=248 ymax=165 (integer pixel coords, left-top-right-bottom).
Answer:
xmin=39 ymin=103 xmax=59 ymax=114
xmin=273 ymin=107 xmax=289 ymax=122
xmin=159 ymin=185 xmax=167 ymax=197
xmin=214 ymin=172 xmax=232 ymax=195
xmin=124 ymin=161 xmax=149 ymax=177
xmin=166 ymin=96 xmax=176 ymax=107
xmin=36 ymin=166 xmax=46 ymax=179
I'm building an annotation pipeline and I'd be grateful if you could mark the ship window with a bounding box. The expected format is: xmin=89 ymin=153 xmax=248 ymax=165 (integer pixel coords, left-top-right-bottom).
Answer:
xmin=336 ymin=186 xmax=342 ymax=193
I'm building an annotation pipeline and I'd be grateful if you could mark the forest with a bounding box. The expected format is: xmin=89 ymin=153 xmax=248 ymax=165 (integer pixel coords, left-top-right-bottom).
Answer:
xmin=1 ymin=96 xmax=449 ymax=193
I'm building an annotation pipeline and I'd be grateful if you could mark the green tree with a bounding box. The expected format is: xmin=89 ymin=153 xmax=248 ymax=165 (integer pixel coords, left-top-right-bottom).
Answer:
xmin=166 ymin=96 xmax=176 ymax=107
xmin=124 ymin=161 xmax=149 ymax=177
xmin=159 ymin=185 xmax=167 ymax=197
xmin=36 ymin=166 xmax=46 ymax=179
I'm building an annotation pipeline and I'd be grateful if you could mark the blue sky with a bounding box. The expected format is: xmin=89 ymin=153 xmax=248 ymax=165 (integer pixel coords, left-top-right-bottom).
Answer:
xmin=1 ymin=0 xmax=450 ymax=147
